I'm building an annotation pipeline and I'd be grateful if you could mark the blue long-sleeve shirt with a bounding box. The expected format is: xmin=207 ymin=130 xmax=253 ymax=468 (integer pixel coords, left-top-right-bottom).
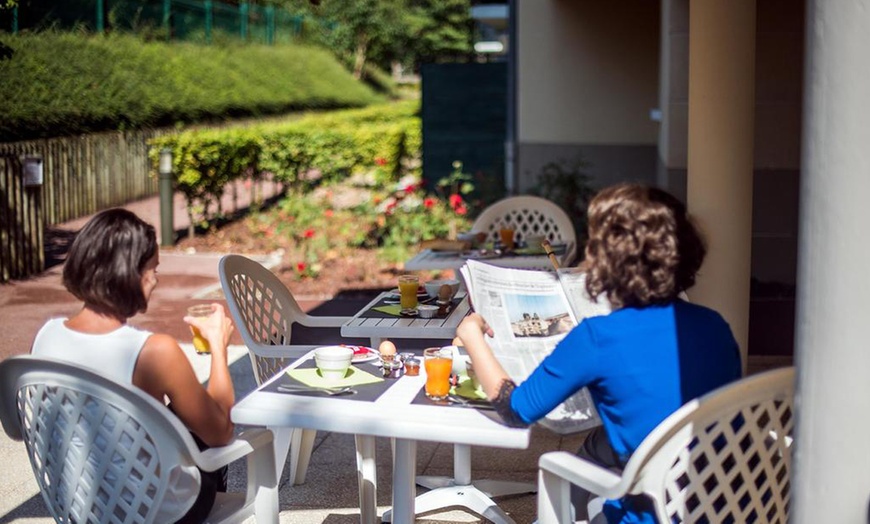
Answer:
xmin=510 ymin=300 xmax=741 ymax=523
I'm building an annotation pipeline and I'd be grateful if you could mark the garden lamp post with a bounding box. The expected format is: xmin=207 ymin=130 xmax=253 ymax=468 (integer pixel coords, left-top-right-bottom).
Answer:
xmin=158 ymin=148 xmax=175 ymax=247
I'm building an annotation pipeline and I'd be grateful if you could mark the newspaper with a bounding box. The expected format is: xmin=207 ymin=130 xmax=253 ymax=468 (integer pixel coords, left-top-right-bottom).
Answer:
xmin=458 ymin=259 xmax=611 ymax=434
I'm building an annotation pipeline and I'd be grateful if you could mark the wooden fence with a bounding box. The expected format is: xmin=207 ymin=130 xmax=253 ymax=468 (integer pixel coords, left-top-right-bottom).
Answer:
xmin=0 ymin=129 xmax=168 ymax=282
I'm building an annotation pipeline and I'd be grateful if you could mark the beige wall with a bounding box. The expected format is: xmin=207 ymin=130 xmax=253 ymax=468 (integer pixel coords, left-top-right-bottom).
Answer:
xmin=517 ymin=0 xmax=660 ymax=145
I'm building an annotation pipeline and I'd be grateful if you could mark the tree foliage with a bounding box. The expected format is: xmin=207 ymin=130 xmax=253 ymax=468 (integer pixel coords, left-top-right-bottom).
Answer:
xmin=275 ymin=0 xmax=472 ymax=74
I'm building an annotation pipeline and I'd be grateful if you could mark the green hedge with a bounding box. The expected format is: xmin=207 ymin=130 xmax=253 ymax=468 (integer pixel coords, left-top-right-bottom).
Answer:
xmin=0 ymin=32 xmax=382 ymax=141
xmin=149 ymin=100 xmax=420 ymax=218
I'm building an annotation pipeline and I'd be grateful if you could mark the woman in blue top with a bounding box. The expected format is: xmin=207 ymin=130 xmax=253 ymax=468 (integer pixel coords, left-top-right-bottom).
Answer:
xmin=457 ymin=183 xmax=742 ymax=523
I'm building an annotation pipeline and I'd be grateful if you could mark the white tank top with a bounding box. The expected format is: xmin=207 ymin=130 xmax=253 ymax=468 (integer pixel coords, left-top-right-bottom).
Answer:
xmin=31 ymin=318 xmax=200 ymax=522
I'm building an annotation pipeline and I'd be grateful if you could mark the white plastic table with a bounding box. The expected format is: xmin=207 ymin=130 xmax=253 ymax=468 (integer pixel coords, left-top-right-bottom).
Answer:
xmin=340 ymin=292 xmax=536 ymax=523
xmin=231 ymin=351 xmax=530 ymax=524
xmin=404 ymin=244 xmax=575 ymax=272
xmin=340 ymin=291 xmax=471 ymax=347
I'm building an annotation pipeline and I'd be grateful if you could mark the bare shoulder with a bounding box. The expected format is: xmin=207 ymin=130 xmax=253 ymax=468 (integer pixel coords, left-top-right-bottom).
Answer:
xmin=137 ymin=333 xmax=186 ymax=363
xmin=134 ymin=333 xmax=195 ymax=396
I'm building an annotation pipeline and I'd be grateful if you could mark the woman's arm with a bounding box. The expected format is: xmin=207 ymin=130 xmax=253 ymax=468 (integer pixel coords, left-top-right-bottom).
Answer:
xmin=455 ymin=313 xmax=511 ymax=400
xmin=133 ymin=303 xmax=235 ymax=447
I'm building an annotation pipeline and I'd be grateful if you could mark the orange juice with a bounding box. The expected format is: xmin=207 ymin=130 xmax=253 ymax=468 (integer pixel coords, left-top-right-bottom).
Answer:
xmin=424 ymin=347 xmax=453 ymax=400
xmin=187 ymin=304 xmax=213 ymax=355
xmin=190 ymin=326 xmax=210 ymax=354
xmin=499 ymin=228 xmax=515 ymax=250
xmin=398 ymin=275 xmax=419 ymax=313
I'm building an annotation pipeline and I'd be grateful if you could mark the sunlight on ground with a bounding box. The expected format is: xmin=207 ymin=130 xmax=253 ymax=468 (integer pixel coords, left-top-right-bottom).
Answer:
xmin=179 ymin=343 xmax=250 ymax=384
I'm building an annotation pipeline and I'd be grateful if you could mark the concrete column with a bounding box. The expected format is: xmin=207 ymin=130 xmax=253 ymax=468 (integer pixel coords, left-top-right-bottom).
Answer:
xmin=792 ymin=1 xmax=870 ymax=521
xmin=686 ymin=0 xmax=756 ymax=368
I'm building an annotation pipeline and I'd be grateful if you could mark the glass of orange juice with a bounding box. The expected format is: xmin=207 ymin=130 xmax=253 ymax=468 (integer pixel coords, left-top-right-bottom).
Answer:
xmin=499 ymin=227 xmax=515 ymax=250
xmin=398 ymin=275 xmax=419 ymax=315
xmin=187 ymin=304 xmax=213 ymax=355
xmin=424 ymin=347 xmax=453 ymax=400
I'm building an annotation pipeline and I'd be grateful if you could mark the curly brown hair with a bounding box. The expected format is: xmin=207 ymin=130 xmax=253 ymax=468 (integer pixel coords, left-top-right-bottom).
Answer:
xmin=583 ymin=184 xmax=706 ymax=309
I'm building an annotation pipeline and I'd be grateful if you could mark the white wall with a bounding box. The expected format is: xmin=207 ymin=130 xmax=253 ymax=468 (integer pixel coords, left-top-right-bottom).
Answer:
xmin=517 ymin=0 xmax=660 ymax=145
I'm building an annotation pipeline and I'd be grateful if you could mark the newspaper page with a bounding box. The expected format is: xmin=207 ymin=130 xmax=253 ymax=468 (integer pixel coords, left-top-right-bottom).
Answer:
xmin=459 ymin=260 xmax=605 ymax=434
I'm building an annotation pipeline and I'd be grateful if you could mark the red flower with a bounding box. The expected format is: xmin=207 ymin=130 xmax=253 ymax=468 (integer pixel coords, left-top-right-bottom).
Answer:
xmin=423 ymin=197 xmax=436 ymax=209
xmin=296 ymin=262 xmax=307 ymax=273
xmin=324 ymin=209 xmax=334 ymax=218
xmin=449 ymin=194 xmax=463 ymax=209
xmin=385 ymin=202 xmax=397 ymax=214
xmin=303 ymin=228 xmax=315 ymax=239
xmin=375 ymin=157 xmax=388 ymax=166
xmin=404 ymin=184 xmax=416 ymax=194
xmin=456 ymin=204 xmax=468 ymax=216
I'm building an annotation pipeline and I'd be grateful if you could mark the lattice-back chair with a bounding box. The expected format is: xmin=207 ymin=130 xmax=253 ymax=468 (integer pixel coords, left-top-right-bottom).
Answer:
xmin=0 ymin=356 xmax=277 ymax=524
xmin=472 ymin=195 xmax=578 ymax=265
xmin=538 ymin=367 xmax=795 ymax=524
xmin=219 ymin=254 xmax=351 ymax=486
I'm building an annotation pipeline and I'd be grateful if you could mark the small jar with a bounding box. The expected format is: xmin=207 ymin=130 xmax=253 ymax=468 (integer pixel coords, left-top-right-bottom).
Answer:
xmin=404 ymin=357 xmax=420 ymax=376
xmin=383 ymin=359 xmax=403 ymax=378
xmin=398 ymin=352 xmax=415 ymax=364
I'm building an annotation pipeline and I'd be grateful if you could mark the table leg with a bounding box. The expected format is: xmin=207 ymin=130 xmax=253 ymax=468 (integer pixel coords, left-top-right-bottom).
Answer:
xmin=269 ymin=426 xmax=293 ymax=483
xmin=289 ymin=428 xmax=316 ymax=485
xmin=394 ymin=444 xmax=535 ymax=524
xmin=391 ymin=438 xmax=417 ymax=523
xmin=355 ymin=435 xmax=378 ymax=524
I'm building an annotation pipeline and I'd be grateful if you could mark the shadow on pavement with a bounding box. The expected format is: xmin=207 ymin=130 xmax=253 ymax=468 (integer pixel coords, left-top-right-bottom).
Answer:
xmin=0 ymin=493 xmax=51 ymax=524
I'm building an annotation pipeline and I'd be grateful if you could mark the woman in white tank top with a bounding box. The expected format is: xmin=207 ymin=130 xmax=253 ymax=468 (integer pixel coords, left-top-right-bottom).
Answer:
xmin=31 ymin=208 xmax=236 ymax=523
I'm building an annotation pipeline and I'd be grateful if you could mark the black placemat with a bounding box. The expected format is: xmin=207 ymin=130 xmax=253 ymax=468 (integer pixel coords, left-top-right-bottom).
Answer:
xmin=361 ymin=297 xmax=463 ymax=320
xmin=262 ymin=358 xmax=394 ymax=402
xmin=410 ymin=388 xmax=503 ymax=422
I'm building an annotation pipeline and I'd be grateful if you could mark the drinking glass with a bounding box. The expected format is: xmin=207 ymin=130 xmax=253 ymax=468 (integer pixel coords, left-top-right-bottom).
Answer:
xmin=187 ymin=304 xmax=213 ymax=355
xmin=398 ymin=275 xmax=419 ymax=314
xmin=424 ymin=347 xmax=453 ymax=400
xmin=499 ymin=227 xmax=515 ymax=250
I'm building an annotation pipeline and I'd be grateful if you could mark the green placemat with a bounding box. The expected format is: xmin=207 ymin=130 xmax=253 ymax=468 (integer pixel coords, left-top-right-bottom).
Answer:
xmin=287 ymin=366 xmax=384 ymax=388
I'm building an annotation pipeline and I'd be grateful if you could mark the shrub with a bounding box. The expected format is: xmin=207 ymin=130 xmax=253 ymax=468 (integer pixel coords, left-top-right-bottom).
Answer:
xmin=0 ymin=31 xmax=382 ymax=141
xmin=149 ymin=100 xmax=421 ymax=226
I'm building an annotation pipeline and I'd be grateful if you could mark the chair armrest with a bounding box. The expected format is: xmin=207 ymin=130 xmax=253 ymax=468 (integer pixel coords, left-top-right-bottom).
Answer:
xmin=195 ymin=428 xmax=273 ymax=472
xmin=296 ymin=314 xmax=351 ymax=328
xmin=538 ymin=451 xmax=625 ymax=499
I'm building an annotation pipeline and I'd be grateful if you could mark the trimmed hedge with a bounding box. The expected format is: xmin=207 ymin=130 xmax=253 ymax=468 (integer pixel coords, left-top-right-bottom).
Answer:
xmin=148 ymin=100 xmax=421 ymax=219
xmin=0 ymin=32 xmax=382 ymax=141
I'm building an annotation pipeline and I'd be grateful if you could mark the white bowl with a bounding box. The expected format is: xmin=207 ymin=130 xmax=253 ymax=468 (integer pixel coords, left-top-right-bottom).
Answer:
xmin=466 ymin=360 xmax=480 ymax=389
xmin=424 ymin=279 xmax=461 ymax=300
xmin=314 ymin=345 xmax=354 ymax=380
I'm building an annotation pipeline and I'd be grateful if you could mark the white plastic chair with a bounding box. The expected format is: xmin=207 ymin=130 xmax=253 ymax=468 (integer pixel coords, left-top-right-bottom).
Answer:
xmin=472 ymin=195 xmax=578 ymax=266
xmin=0 ymin=356 xmax=278 ymax=524
xmin=537 ymin=367 xmax=795 ymax=524
xmin=218 ymin=254 xmax=351 ymax=487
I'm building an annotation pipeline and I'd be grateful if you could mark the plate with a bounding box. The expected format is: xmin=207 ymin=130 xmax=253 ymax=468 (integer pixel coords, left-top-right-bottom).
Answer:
xmin=341 ymin=345 xmax=379 ymax=363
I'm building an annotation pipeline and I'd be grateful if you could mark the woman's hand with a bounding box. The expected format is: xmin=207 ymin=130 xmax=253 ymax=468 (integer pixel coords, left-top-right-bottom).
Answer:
xmin=456 ymin=313 xmax=494 ymax=345
xmin=184 ymin=303 xmax=234 ymax=353
xmin=456 ymin=313 xmax=509 ymax=400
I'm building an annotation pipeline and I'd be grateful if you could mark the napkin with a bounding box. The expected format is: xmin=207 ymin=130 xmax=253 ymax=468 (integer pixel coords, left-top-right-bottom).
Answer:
xmin=287 ymin=366 xmax=384 ymax=388
xmin=372 ymin=305 xmax=403 ymax=316
xmin=452 ymin=377 xmax=487 ymax=400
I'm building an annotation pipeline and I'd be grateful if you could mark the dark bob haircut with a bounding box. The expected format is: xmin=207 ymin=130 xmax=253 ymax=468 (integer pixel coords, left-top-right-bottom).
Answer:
xmin=583 ymin=183 xmax=706 ymax=309
xmin=62 ymin=208 xmax=157 ymax=319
